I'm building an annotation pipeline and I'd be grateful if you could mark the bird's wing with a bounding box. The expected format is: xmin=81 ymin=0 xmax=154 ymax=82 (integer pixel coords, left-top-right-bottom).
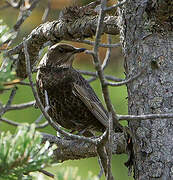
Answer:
xmin=73 ymin=83 xmax=109 ymax=128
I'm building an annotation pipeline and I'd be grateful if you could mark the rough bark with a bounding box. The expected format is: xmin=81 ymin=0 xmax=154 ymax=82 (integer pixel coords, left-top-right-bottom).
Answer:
xmin=8 ymin=6 xmax=119 ymax=79
xmin=42 ymin=132 xmax=126 ymax=162
xmin=118 ymin=0 xmax=173 ymax=179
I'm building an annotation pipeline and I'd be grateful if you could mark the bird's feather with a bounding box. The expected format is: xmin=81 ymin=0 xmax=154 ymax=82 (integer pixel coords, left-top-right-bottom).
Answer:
xmin=73 ymin=83 xmax=109 ymax=128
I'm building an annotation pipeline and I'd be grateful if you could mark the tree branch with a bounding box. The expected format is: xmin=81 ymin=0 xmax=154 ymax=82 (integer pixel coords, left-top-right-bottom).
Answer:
xmin=104 ymin=0 xmax=128 ymax=12
xmin=6 ymin=4 xmax=119 ymax=79
xmin=42 ymin=132 xmax=126 ymax=162
xmin=86 ymin=0 xmax=123 ymax=132
xmin=5 ymin=101 xmax=35 ymax=111
xmin=118 ymin=113 xmax=173 ymax=121
xmin=73 ymin=39 xmax=121 ymax=48
xmin=78 ymin=70 xmax=124 ymax=82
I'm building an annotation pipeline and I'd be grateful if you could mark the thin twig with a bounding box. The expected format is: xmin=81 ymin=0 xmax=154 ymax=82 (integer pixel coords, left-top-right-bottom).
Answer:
xmin=74 ymin=39 xmax=121 ymax=48
xmin=90 ymin=1 xmax=117 ymax=179
xmin=105 ymin=69 xmax=144 ymax=86
xmin=42 ymin=0 xmax=51 ymax=23
xmin=0 ymin=117 xmax=20 ymax=126
xmin=102 ymin=35 xmax=112 ymax=70
xmin=118 ymin=113 xmax=173 ymax=121
xmin=0 ymin=87 xmax=17 ymax=116
xmin=107 ymin=113 xmax=113 ymax=180
xmin=87 ymin=0 xmax=123 ymax=132
xmin=19 ymin=81 xmax=36 ymax=86
xmin=13 ymin=0 xmax=40 ymax=31
xmin=81 ymin=0 xmax=100 ymax=9
xmin=3 ymin=80 xmax=36 ymax=87
xmin=0 ymin=116 xmax=49 ymax=129
xmin=6 ymin=0 xmax=22 ymax=8
xmin=38 ymin=169 xmax=54 ymax=179
xmin=98 ymin=158 xmax=104 ymax=178
xmin=104 ymin=0 xmax=128 ymax=12
xmin=97 ymin=146 xmax=108 ymax=178
xmin=35 ymin=90 xmax=50 ymax=124
xmin=3 ymin=0 xmax=41 ymax=50
xmin=78 ymin=70 xmax=124 ymax=82
xmin=36 ymin=121 xmax=49 ymax=129
xmin=5 ymin=101 xmax=35 ymax=111
xmin=2 ymin=111 xmax=172 ymax=129
xmin=4 ymin=87 xmax=17 ymax=109
xmin=87 ymin=76 xmax=97 ymax=83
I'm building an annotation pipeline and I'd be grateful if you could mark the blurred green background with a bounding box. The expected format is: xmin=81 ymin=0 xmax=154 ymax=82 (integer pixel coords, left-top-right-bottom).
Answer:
xmin=0 ymin=0 xmax=133 ymax=179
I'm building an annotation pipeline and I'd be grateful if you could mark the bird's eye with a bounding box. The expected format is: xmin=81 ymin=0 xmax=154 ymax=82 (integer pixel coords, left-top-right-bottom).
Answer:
xmin=59 ymin=48 xmax=64 ymax=53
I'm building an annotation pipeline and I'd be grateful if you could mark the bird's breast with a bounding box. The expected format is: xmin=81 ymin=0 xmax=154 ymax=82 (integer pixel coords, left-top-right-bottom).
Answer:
xmin=38 ymin=66 xmax=75 ymax=96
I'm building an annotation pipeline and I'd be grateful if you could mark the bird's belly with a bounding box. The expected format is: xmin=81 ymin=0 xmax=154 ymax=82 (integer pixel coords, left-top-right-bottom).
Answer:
xmin=47 ymin=88 xmax=103 ymax=132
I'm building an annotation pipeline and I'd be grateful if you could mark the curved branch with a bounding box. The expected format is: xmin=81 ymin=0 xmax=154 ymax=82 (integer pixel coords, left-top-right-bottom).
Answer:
xmin=6 ymin=6 xmax=119 ymax=79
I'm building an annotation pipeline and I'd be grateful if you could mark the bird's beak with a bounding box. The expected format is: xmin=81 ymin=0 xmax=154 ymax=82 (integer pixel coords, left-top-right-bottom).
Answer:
xmin=73 ymin=48 xmax=86 ymax=54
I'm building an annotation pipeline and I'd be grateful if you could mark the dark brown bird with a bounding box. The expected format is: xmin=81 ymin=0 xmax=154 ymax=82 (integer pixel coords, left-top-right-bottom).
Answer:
xmin=36 ymin=44 xmax=120 ymax=136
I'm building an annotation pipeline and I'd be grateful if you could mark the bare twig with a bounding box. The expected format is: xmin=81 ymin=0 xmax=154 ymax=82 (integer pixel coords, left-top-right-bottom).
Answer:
xmin=0 ymin=117 xmax=20 ymax=126
xmin=97 ymin=146 xmax=109 ymax=178
xmin=3 ymin=110 xmax=173 ymax=130
xmin=102 ymin=35 xmax=112 ymax=70
xmin=35 ymin=113 xmax=44 ymax=123
xmin=105 ymin=69 xmax=144 ymax=86
xmin=42 ymin=0 xmax=51 ymax=23
xmin=5 ymin=101 xmax=35 ymax=111
xmin=87 ymin=1 xmax=120 ymax=179
xmin=118 ymin=113 xmax=173 ymax=121
xmin=13 ymin=0 xmax=40 ymax=31
xmin=4 ymin=87 xmax=17 ymax=109
xmin=1 ymin=0 xmax=41 ymax=50
xmin=104 ymin=0 xmax=128 ymax=12
xmin=19 ymin=81 xmax=36 ymax=86
xmin=98 ymin=158 xmax=104 ymax=178
xmin=35 ymin=90 xmax=50 ymax=124
xmin=3 ymin=80 xmax=36 ymax=87
xmin=87 ymin=0 xmax=123 ymax=132
xmin=74 ymin=39 xmax=121 ymax=48
xmin=78 ymin=70 xmax=124 ymax=82
xmin=82 ymin=0 xmax=100 ymax=9
xmin=36 ymin=121 xmax=49 ymax=129
xmin=0 ymin=116 xmax=49 ymax=129
xmin=87 ymin=76 xmax=97 ymax=83
xmin=6 ymin=0 xmax=22 ymax=8
xmin=0 ymin=87 xmax=17 ymax=116
xmin=107 ymin=113 xmax=113 ymax=180
xmin=38 ymin=169 xmax=54 ymax=179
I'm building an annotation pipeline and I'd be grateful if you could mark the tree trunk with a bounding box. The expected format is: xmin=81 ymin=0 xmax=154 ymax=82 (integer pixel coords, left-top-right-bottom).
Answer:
xmin=118 ymin=0 xmax=173 ymax=179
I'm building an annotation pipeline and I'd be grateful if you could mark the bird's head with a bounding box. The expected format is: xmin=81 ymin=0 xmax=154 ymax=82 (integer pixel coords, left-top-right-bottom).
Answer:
xmin=46 ymin=44 xmax=86 ymax=67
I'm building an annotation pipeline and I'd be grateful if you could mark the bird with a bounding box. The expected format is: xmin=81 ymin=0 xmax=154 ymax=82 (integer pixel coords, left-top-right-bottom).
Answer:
xmin=36 ymin=44 xmax=122 ymax=136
